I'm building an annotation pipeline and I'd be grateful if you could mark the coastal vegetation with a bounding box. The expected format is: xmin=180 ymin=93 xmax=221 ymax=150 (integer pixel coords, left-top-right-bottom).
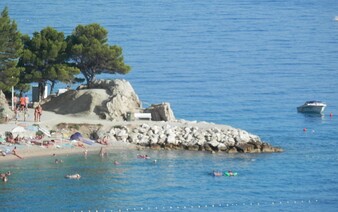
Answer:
xmin=0 ymin=6 xmax=130 ymax=98
xmin=67 ymin=23 xmax=131 ymax=87
xmin=18 ymin=27 xmax=80 ymax=97
xmin=0 ymin=7 xmax=23 ymax=92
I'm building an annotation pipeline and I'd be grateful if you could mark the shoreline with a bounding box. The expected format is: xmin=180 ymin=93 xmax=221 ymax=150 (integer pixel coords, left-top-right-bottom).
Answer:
xmin=1 ymin=107 xmax=282 ymax=163
xmin=0 ymin=108 xmax=139 ymax=162
xmin=0 ymin=140 xmax=138 ymax=162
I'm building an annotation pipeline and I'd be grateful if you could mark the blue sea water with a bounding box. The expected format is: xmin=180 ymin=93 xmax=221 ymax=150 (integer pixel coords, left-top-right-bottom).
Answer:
xmin=1 ymin=0 xmax=338 ymax=211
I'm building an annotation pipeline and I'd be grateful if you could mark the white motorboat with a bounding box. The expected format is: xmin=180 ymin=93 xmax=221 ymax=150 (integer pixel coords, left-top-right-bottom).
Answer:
xmin=297 ymin=101 xmax=327 ymax=114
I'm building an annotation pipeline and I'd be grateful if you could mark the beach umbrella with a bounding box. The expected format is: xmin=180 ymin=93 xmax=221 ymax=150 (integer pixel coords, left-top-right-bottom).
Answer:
xmin=25 ymin=125 xmax=39 ymax=132
xmin=11 ymin=126 xmax=35 ymax=138
xmin=70 ymin=132 xmax=83 ymax=140
xmin=11 ymin=126 xmax=27 ymax=133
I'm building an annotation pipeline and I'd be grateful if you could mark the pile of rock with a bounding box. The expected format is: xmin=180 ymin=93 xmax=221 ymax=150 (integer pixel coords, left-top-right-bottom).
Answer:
xmin=107 ymin=121 xmax=283 ymax=153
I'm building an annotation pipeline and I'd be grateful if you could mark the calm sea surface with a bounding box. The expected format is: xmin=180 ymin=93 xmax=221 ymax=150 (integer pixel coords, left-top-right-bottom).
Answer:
xmin=1 ymin=0 xmax=338 ymax=211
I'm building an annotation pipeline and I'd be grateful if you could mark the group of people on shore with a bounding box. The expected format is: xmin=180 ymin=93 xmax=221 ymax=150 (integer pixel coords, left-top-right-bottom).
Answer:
xmin=13 ymin=95 xmax=29 ymax=112
xmin=6 ymin=94 xmax=43 ymax=123
xmin=11 ymin=103 xmax=42 ymax=123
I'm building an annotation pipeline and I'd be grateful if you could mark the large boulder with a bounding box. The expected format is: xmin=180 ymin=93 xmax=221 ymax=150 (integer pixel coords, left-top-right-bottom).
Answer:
xmin=0 ymin=90 xmax=13 ymax=122
xmin=144 ymin=102 xmax=176 ymax=121
xmin=91 ymin=79 xmax=142 ymax=120
xmin=42 ymin=79 xmax=142 ymax=121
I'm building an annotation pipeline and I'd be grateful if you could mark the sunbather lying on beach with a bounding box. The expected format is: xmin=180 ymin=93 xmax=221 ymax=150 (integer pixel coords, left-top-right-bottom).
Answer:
xmin=5 ymin=133 xmax=17 ymax=144
xmin=0 ymin=147 xmax=23 ymax=159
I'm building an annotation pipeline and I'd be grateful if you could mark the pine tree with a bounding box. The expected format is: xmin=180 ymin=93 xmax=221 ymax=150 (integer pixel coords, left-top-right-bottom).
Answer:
xmin=19 ymin=27 xmax=80 ymax=97
xmin=67 ymin=23 xmax=131 ymax=87
xmin=0 ymin=7 xmax=23 ymax=91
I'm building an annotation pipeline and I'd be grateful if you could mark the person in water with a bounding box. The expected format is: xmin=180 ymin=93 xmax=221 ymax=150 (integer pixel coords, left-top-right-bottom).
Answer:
xmin=0 ymin=171 xmax=11 ymax=182
xmin=99 ymin=147 xmax=107 ymax=157
xmin=55 ymin=159 xmax=63 ymax=164
xmin=65 ymin=174 xmax=81 ymax=179
xmin=227 ymin=170 xmax=234 ymax=176
xmin=213 ymin=170 xmax=223 ymax=177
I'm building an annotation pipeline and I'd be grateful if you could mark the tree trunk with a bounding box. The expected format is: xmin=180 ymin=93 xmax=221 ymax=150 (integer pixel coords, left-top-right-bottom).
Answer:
xmin=50 ymin=81 xmax=55 ymax=94
xmin=38 ymin=82 xmax=46 ymax=101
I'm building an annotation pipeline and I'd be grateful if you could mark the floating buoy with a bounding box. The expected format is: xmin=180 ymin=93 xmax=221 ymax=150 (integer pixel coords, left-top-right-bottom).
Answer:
xmin=330 ymin=112 xmax=333 ymax=117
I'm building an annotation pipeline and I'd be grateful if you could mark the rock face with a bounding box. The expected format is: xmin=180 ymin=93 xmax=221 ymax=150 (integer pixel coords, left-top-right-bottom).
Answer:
xmin=107 ymin=120 xmax=283 ymax=153
xmin=43 ymin=79 xmax=142 ymax=121
xmin=144 ymin=102 xmax=175 ymax=121
xmin=0 ymin=90 xmax=13 ymax=122
xmin=91 ymin=79 xmax=142 ymax=120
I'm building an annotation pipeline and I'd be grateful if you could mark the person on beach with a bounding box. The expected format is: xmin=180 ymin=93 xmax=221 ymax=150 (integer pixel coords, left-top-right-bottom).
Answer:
xmin=13 ymin=95 xmax=18 ymax=109
xmin=97 ymin=135 xmax=109 ymax=145
xmin=14 ymin=107 xmax=19 ymax=123
xmin=12 ymin=147 xmax=23 ymax=159
xmin=25 ymin=95 xmax=29 ymax=109
xmin=19 ymin=96 xmax=26 ymax=111
xmin=5 ymin=132 xmax=15 ymax=144
xmin=34 ymin=104 xmax=42 ymax=122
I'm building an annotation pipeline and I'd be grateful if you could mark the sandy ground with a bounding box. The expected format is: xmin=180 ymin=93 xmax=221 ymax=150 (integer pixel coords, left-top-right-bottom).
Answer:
xmin=0 ymin=108 xmax=139 ymax=162
xmin=0 ymin=107 xmax=233 ymax=162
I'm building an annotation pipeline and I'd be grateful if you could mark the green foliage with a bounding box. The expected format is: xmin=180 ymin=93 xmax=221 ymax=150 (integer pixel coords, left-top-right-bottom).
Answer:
xmin=0 ymin=7 xmax=24 ymax=91
xmin=15 ymin=83 xmax=30 ymax=96
xmin=19 ymin=27 xmax=80 ymax=95
xmin=67 ymin=23 xmax=131 ymax=87
xmin=1 ymin=10 xmax=131 ymax=93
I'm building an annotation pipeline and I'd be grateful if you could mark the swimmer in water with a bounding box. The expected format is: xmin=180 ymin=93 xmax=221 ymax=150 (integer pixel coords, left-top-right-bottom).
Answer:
xmin=65 ymin=174 xmax=81 ymax=179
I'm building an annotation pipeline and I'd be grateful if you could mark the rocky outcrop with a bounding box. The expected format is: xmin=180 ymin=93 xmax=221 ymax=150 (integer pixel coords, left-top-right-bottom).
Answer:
xmin=42 ymin=79 xmax=142 ymax=121
xmin=43 ymin=79 xmax=177 ymax=122
xmin=41 ymin=79 xmax=281 ymax=154
xmin=0 ymin=90 xmax=13 ymax=122
xmin=107 ymin=120 xmax=283 ymax=153
xmin=144 ymin=102 xmax=175 ymax=121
